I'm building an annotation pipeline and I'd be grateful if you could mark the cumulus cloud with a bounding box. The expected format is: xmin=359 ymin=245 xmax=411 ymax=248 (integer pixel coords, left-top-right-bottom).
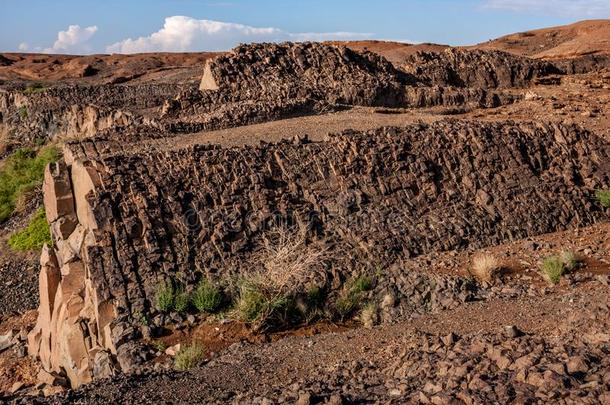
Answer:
xmin=484 ymin=0 xmax=610 ymax=16
xmin=106 ymin=16 xmax=372 ymax=54
xmin=44 ymin=24 xmax=98 ymax=54
xmin=18 ymin=42 xmax=29 ymax=51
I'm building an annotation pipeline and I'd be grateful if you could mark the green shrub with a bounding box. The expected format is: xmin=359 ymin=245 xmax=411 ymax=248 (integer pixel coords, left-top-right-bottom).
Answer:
xmin=8 ymin=207 xmax=52 ymax=251
xmin=152 ymin=340 xmax=167 ymax=352
xmin=192 ymin=279 xmax=222 ymax=313
xmin=174 ymin=289 xmax=191 ymax=314
xmin=0 ymin=146 xmax=59 ymax=222
xmin=306 ymin=285 xmax=326 ymax=310
xmin=156 ymin=283 xmax=175 ymax=312
xmin=23 ymin=82 xmax=47 ymax=95
xmin=335 ymin=276 xmax=373 ymax=320
xmin=541 ymin=257 xmax=565 ymax=284
xmin=18 ymin=106 xmax=28 ymax=119
xmin=540 ymin=252 xmax=578 ymax=284
xmin=596 ymin=189 xmax=610 ymax=208
xmin=234 ymin=277 xmax=292 ymax=328
xmin=174 ymin=343 xmax=205 ymax=371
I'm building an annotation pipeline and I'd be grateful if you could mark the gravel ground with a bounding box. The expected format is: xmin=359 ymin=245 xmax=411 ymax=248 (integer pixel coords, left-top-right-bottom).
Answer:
xmin=16 ymin=281 xmax=610 ymax=404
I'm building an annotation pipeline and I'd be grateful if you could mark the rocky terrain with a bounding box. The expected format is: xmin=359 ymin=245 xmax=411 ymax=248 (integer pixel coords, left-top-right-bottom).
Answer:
xmin=0 ymin=19 xmax=609 ymax=403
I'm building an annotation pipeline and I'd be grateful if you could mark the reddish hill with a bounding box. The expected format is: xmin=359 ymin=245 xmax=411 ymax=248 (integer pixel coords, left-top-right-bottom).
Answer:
xmin=0 ymin=52 xmax=219 ymax=84
xmin=326 ymin=40 xmax=448 ymax=64
xmin=474 ymin=19 xmax=610 ymax=59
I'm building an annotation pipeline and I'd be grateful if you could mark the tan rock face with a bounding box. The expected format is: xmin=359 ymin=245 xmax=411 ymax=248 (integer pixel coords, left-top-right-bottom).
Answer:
xmin=199 ymin=60 xmax=219 ymax=91
xmin=28 ymin=158 xmax=117 ymax=389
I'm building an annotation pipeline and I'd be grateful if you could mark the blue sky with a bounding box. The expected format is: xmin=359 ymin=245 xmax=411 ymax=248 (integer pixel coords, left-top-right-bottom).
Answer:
xmin=1 ymin=0 xmax=609 ymax=54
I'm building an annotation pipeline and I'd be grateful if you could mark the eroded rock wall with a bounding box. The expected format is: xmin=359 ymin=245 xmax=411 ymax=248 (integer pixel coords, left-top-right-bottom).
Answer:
xmin=28 ymin=120 xmax=610 ymax=386
xmin=400 ymin=48 xmax=560 ymax=88
xmin=169 ymin=43 xmax=519 ymax=126
xmin=0 ymin=84 xmax=181 ymax=144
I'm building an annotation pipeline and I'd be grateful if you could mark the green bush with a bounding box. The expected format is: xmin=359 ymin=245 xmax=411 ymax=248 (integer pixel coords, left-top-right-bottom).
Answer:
xmin=234 ymin=277 xmax=292 ymax=328
xmin=156 ymin=283 xmax=175 ymax=312
xmin=8 ymin=207 xmax=52 ymax=251
xmin=192 ymin=279 xmax=222 ymax=313
xmin=596 ymin=189 xmax=610 ymax=208
xmin=174 ymin=289 xmax=191 ymax=314
xmin=174 ymin=343 xmax=205 ymax=371
xmin=541 ymin=252 xmax=578 ymax=284
xmin=23 ymin=82 xmax=47 ymax=95
xmin=18 ymin=106 xmax=28 ymax=119
xmin=541 ymin=257 xmax=565 ymax=284
xmin=335 ymin=276 xmax=373 ymax=320
xmin=0 ymin=146 xmax=59 ymax=222
xmin=306 ymin=285 xmax=326 ymax=310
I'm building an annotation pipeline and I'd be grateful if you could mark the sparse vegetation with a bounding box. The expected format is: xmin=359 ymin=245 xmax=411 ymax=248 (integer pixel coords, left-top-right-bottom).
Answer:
xmin=596 ymin=189 xmax=610 ymax=208
xmin=152 ymin=340 xmax=167 ymax=352
xmin=23 ymin=82 xmax=47 ymax=95
xmin=156 ymin=282 xmax=175 ymax=312
xmin=560 ymin=250 xmax=577 ymax=272
xmin=18 ymin=106 xmax=28 ymax=119
xmin=192 ymin=279 xmax=223 ymax=313
xmin=8 ymin=207 xmax=52 ymax=251
xmin=470 ymin=253 xmax=502 ymax=282
xmin=232 ymin=226 xmax=328 ymax=329
xmin=541 ymin=251 xmax=578 ymax=284
xmin=0 ymin=146 xmax=59 ymax=222
xmin=234 ymin=276 xmax=293 ymax=328
xmin=335 ymin=276 xmax=373 ymax=320
xmin=174 ymin=289 xmax=191 ymax=314
xmin=360 ymin=302 xmax=378 ymax=328
xmin=174 ymin=343 xmax=205 ymax=371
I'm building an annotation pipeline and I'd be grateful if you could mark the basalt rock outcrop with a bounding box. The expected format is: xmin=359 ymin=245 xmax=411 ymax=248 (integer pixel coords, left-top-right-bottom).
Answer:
xmin=28 ymin=119 xmax=610 ymax=387
xmin=173 ymin=43 xmax=517 ymax=121
xmin=400 ymin=48 xmax=560 ymax=88
xmin=0 ymin=84 xmax=184 ymax=144
xmin=1 ymin=44 xmax=521 ymax=150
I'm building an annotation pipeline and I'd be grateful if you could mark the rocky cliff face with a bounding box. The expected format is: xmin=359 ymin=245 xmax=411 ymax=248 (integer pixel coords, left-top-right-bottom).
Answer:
xmin=27 ymin=119 xmax=610 ymax=387
xmin=0 ymin=84 xmax=184 ymax=145
xmin=400 ymin=48 xmax=560 ymax=88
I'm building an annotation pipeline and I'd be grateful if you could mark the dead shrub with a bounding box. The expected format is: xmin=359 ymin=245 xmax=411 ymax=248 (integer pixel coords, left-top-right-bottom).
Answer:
xmin=470 ymin=253 xmax=502 ymax=282
xmin=234 ymin=226 xmax=328 ymax=330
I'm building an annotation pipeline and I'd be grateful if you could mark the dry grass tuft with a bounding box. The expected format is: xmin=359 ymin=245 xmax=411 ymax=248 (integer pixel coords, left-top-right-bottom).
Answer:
xmin=360 ymin=302 xmax=378 ymax=328
xmin=234 ymin=226 xmax=328 ymax=329
xmin=470 ymin=253 xmax=502 ymax=282
xmin=257 ymin=226 xmax=328 ymax=294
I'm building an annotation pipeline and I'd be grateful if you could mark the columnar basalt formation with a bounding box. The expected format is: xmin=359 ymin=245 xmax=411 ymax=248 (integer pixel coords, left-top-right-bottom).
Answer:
xmin=400 ymin=48 xmax=560 ymax=88
xmin=169 ymin=43 xmax=520 ymax=126
xmin=28 ymin=119 xmax=610 ymax=387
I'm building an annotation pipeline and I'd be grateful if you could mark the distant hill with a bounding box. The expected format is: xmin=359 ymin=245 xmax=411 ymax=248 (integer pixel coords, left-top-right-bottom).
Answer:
xmin=2 ymin=20 xmax=608 ymax=84
xmin=473 ymin=20 xmax=610 ymax=59
xmin=325 ymin=40 xmax=448 ymax=64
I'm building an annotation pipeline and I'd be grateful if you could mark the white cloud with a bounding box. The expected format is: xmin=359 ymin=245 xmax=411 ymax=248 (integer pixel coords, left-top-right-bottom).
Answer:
xmin=44 ymin=24 xmax=98 ymax=54
xmin=106 ymin=16 xmax=372 ymax=54
xmin=18 ymin=42 xmax=29 ymax=51
xmin=484 ymin=0 xmax=610 ymax=16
